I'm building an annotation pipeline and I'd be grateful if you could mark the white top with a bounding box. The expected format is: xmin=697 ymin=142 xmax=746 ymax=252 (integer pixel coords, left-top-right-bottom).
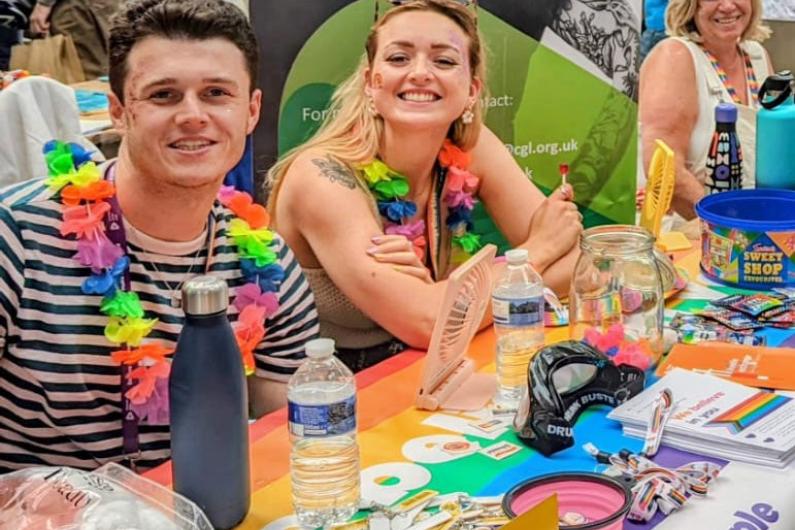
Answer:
xmin=671 ymin=37 xmax=770 ymax=188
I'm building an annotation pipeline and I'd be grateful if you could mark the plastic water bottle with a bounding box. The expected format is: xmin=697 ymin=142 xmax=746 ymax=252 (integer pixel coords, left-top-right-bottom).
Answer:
xmin=288 ymin=338 xmax=360 ymax=528
xmin=704 ymin=102 xmax=743 ymax=194
xmin=170 ymin=275 xmax=250 ymax=530
xmin=491 ymin=249 xmax=545 ymax=408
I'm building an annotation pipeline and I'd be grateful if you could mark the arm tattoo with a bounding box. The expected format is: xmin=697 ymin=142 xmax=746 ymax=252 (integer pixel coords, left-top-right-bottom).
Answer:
xmin=311 ymin=156 xmax=357 ymax=189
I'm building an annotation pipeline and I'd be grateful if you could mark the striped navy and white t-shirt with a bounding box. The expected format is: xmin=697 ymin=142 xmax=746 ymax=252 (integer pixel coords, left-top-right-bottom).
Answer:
xmin=0 ymin=176 xmax=320 ymax=473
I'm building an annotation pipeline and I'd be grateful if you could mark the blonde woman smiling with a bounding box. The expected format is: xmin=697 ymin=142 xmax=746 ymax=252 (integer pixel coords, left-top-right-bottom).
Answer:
xmin=268 ymin=0 xmax=582 ymax=371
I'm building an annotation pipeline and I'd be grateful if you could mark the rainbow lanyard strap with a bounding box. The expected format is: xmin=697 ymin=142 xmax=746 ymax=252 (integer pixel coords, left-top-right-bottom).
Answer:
xmin=359 ymin=139 xmax=483 ymax=272
xmin=702 ymin=45 xmax=759 ymax=107
xmin=44 ymin=141 xmax=283 ymax=462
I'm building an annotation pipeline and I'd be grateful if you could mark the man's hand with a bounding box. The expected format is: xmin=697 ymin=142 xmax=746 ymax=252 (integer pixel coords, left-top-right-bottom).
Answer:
xmin=29 ymin=3 xmax=53 ymax=35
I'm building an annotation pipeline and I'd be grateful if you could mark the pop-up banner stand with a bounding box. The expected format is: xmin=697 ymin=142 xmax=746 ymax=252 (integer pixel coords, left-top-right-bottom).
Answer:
xmin=251 ymin=0 xmax=641 ymax=249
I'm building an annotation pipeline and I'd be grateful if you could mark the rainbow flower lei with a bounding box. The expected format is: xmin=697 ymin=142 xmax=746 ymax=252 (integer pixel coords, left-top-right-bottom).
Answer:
xmin=360 ymin=139 xmax=482 ymax=265
xmin=44 ymin=141 xmax=282 ymax=424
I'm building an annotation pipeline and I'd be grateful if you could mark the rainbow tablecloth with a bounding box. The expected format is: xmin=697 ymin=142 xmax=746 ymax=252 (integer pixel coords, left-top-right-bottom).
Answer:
xmin=147 ymin=249 xmax=795 ymax=529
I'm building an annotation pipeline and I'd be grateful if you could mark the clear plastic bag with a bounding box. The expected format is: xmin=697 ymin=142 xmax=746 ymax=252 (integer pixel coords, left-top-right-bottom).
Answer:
xmin=0 ymin=463 xmax=212 ymax=530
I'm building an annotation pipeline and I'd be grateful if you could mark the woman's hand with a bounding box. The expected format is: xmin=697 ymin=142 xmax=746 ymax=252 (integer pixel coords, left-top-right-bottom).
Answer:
xmin=524 ymin=184 xmax=583 ymax=270
xmin=29 ymin=3 xmax=52 ymax=34
xmin=367 ymin=234 xmax=432 ymax=283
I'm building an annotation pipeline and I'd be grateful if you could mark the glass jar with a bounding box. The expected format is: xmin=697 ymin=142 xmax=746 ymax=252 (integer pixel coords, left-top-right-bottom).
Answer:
xmin=569 ymin=225 xmax=664 ymax=368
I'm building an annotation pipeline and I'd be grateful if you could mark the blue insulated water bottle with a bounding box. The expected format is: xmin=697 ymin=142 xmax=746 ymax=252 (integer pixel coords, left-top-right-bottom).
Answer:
xmin=704 ymin=103 xmax=743 ymax=194
xmin=170 ymin=275 xmax=250 ymax=529
xmin=756 ymin=71 xmax=795 ymax=190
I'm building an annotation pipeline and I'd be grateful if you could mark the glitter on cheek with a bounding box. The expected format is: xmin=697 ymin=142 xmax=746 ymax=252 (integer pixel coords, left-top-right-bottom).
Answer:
xmin=125 ymin=95 xmax=146 ymax=124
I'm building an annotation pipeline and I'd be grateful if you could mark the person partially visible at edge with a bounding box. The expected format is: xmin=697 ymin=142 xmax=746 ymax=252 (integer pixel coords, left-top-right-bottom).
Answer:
xmin=639 ymin=0 xmax=773 ymax=220
xmin=0 ymin=0 xmax=319 ymax=473
xmin=28 ymin=0 xmax=120 ymax=79
xmin=641 ymin=0 xmax=670 ymax=61
xmin=0 ymin=0 xmax=33 ymax=71
xmin=267 ymin=0 xmax=582 ymax=373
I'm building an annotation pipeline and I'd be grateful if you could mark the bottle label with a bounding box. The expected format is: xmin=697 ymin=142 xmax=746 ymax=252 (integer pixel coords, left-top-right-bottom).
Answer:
xmin=287 ymin=395 xmax=357 ymax=437
xmin=492 ymin=295 xmax=543 ymax=327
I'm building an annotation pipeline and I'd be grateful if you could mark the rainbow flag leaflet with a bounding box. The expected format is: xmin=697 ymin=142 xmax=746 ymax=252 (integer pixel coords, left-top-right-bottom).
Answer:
xmin=707 ymin=392 xmax=791 ymax=434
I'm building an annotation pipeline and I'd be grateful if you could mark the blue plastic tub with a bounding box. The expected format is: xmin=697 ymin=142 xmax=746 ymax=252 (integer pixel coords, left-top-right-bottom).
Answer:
xmin=695 ymin=189 xmax=795 ymax=289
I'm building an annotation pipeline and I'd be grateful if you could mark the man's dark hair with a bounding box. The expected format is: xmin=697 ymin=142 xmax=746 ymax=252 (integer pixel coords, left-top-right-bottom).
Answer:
xmin=109 ymin=0 xmax=258 ymax=102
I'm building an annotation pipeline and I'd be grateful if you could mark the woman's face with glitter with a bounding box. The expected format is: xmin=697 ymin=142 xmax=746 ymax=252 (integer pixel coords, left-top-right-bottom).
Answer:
xmin=367 ymin=10 xmax=480 ymax=131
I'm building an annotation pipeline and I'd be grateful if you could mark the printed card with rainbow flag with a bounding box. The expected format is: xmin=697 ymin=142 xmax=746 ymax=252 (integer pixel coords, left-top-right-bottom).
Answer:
xmin=608 ymin=368 xmax=795 ymax=467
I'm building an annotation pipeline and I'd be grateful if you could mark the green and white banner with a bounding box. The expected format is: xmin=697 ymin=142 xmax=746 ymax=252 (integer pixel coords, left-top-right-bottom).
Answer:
xmin=252 ymin=0 xmax=641 ymax=249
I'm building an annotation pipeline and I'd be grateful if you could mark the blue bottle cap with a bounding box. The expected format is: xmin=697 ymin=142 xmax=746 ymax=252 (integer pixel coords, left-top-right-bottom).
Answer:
xmin=715 ymin=102 xmax=738 ymax=124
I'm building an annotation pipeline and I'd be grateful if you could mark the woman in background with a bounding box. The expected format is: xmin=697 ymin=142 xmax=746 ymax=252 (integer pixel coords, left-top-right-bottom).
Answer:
xmin=639 ymin=0 xmax=773 ymax=219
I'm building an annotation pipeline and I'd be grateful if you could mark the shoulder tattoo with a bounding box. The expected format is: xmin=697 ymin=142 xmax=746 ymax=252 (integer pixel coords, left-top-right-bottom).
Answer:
xmin=311 ymin=156 xmax=357 ymax=189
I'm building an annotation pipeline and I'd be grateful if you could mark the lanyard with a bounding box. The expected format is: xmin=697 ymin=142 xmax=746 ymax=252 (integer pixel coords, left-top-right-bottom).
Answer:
xmin=101 ymin=162 xmax=215 ymax=466
xmin=702 ymin=45 xmax=759 ymax=107
xmin=102 ymin=162 xmax=139 ymax=463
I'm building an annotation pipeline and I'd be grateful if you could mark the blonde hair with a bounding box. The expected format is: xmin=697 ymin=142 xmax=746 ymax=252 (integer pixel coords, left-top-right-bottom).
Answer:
xmin=267 ymin=0 xmax=486 ymax=213
xmin=665 ymin=0 xmax=771 ymax=42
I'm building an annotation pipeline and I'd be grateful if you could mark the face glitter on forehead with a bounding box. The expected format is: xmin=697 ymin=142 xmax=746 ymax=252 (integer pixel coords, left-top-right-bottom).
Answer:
xmin=447 ymin=30 xmax=469 ymax=75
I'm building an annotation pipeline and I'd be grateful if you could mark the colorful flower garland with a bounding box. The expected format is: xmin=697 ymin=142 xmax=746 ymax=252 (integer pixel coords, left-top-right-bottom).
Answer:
xmin=360 ymin=139 xmax=482 ymax=266
xmin=44 ymin=141 xmax=283 ymax=425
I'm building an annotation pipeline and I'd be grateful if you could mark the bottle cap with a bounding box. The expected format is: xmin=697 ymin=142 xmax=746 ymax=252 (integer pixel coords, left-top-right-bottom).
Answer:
xmin=759 ymin=70 xmax=794 ymax=110
xmin=765 ymin=70 xmax=794 ymax=91
xmin=181 ymin=275 xmax=229 ymax=316
xmin=715 ymin=102 xmax=737 ymax=124
xmin=306 ymin=338 xmax=335 ymax=358
xmin=505 ymin=248 xmax=529 ymax=265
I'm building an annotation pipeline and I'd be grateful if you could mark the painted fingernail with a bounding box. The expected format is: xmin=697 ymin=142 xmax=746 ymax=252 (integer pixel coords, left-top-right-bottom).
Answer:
xmin=366 ymin=246 xmax=378 ymax=255
xmin=371 ymin=236 xmax=383 ymax=243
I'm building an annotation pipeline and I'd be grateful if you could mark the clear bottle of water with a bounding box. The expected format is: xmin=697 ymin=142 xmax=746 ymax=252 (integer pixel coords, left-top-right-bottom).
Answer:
xmin=288 ymin=338 xmax=360 ymax=529
xmin=491 ymin=249 xmax=545 ymax=408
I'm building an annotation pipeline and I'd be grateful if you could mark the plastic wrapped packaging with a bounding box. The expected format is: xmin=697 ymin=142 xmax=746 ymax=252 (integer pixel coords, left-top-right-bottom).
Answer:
xmin=0 ymin=463 xmax=212 ymax=530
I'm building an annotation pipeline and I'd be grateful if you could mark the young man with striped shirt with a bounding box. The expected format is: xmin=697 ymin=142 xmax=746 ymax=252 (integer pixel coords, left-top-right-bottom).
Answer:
xmin=0 ymin=0 xmax=319 ymax=473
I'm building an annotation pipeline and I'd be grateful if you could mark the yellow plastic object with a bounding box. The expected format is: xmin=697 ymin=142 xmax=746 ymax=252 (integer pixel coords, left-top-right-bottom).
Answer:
xmin=657 ymin=231 xmax=693 ymax=252
xmin=640 ymin=139 xmax=676 ymax=238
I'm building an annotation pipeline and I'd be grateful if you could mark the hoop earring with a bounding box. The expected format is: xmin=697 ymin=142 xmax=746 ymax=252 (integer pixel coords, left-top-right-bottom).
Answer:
xmin=461 ymin=105 xmax=474 ymax=125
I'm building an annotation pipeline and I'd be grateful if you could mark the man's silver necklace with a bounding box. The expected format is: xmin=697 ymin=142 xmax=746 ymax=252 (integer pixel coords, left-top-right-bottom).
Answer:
xmin=132 ymin=217 xmax=215 ymax=308
xmin=144 ymin=247 xmax=206 ymax=308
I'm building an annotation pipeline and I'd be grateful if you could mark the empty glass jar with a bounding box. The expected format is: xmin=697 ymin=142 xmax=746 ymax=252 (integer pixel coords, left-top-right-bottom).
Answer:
xmin=569 ymin=225 xmax=664 ymax=368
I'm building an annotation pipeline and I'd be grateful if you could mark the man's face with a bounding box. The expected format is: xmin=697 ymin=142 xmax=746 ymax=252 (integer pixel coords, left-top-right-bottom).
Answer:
xmin=109 ymin=37 xmax=260 ymax=190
